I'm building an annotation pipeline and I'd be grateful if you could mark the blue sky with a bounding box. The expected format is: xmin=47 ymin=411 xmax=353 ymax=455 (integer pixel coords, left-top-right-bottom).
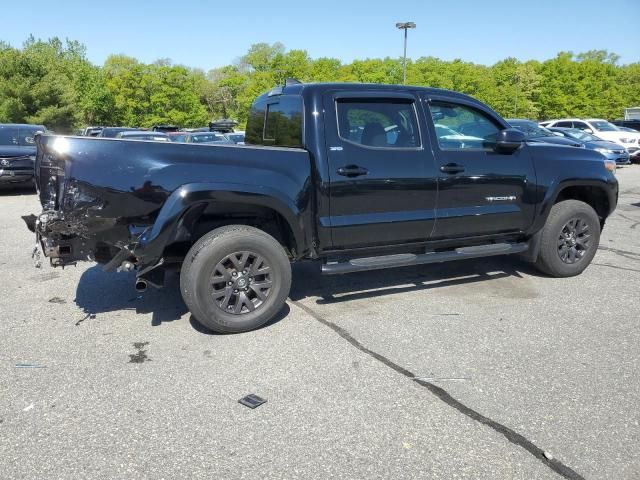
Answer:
xmin=3 ymin=0 xmax=639 ymax=70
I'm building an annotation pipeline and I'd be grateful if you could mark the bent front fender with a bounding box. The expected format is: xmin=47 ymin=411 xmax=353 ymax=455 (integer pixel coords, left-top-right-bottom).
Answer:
xmin=133 ymin=182 xmax=308 ymax=268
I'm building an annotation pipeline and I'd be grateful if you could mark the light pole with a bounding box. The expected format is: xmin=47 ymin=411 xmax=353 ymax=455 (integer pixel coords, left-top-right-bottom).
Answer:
xmin=396 ymin=22 xmax=416 ymax=84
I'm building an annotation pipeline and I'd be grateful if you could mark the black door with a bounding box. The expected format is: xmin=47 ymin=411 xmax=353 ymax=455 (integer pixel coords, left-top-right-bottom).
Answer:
xmin=424 ymin=97 xmax=536 ymax=239
xmin=323 ymin=92 xmax=439 ymax=249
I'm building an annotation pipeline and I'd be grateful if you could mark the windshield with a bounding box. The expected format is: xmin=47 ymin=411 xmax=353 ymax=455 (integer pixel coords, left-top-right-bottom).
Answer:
xmin=101 ymin=128 xmax=135 ymax=138
xmin=590 ymin=121 xmax=619 ymax=132
xmin=562 ymin=129 xmax=598 ymax=142
xmin=191 ymin=134 xmax=228 ymax=143
xmin=122 ymin=134 xmax=168 ymax=141
xmin=0 ymin=126 xmax=44 ymax=146
xmin=509 ymin=121 xmax=552 ymax=139
xmin=226 ymin=134 xmax=245 ymax=143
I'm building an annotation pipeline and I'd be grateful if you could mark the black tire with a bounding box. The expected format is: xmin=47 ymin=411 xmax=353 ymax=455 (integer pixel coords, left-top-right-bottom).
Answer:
xmin=180 ymin=225 xmax=291 ymax=333
xmin=534 ymin=200 xmax=600 ymax=277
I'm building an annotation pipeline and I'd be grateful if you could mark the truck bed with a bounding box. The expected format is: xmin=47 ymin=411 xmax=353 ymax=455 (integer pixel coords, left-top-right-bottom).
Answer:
xmin=33 ymin=135 xmax=312 ymax=267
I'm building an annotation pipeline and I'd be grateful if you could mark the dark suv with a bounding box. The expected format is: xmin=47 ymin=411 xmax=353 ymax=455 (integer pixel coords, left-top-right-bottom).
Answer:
xmin=612 ymin=119 xmax=640 ymax=132
xmin=0 ymin=124 xmax=46 ymax=187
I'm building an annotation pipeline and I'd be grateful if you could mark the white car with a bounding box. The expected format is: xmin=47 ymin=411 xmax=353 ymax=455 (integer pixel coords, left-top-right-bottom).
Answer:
xmin=541 ymin=118 xmax=640 ymax=158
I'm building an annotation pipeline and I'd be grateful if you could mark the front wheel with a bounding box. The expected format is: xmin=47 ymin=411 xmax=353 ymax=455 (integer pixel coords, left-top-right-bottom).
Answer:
xmin=534 ymin=200 xmax=601 ymax=277
xmin=180 ymin=225 xmax=292 ymax=333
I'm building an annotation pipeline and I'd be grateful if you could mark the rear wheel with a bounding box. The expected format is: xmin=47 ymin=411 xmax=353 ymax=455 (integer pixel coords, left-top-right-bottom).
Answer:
xmin=180 ymin=225 xmax=291 ymax=333
xmin=534 ymin=200 xmax=600 ymax=277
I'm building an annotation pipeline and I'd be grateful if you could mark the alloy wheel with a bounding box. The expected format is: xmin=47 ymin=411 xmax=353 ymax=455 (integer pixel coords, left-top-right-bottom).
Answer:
xmin=210 ymin=251 xmax=272 ymax=315
xmin=557 ymin=218 xmax=592 ymax=264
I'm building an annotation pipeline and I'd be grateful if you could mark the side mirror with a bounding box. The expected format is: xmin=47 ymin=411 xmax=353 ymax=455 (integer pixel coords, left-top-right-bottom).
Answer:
xmin=584 ymin=128 xmax=593 ymax=134
xmin=494 ymin=128 xmax=526 ymax=153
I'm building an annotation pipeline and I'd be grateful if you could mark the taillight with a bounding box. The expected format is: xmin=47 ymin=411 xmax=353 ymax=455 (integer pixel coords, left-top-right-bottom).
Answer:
xmin=43 ymin=172 xmax=58 ymax=210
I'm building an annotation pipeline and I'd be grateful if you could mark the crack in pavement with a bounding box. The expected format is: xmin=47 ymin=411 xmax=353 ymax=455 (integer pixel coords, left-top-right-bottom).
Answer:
xmin=592 ymin=262 xmax=640 ymax=274
xmin=615 ymin=213 xmax=640 ymax=229
xmin=290 ymin=300 xmax=585 ymax=480
xmin=598 ymin=246 xmax=640 ymax=263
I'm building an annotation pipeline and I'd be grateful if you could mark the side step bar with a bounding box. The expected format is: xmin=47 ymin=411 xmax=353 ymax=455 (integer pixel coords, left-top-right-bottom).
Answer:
xmin=321 ymin=242 xmax=528 ymax=275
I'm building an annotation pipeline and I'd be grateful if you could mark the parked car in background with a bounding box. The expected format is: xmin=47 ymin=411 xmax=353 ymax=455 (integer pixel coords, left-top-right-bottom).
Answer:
xmin=623 ymin=107 xmax=640 ymax=121
xmin=507 ymin=119 xmax=583 ymax=147
xmin=612 ymin=119 xmax=640 ymax=132
xmin=152 ymin=125 xmax=179 ymax=133
xmin=169 ymin=132 xmax=233 ymax=144
xmin=547 ymin=127 xmax=630 ymax=165
xmin=225 ymin=131 xmax=246 ymax=144
xmin=616 ymin=126 xmax=639 ymax=133
xmin=542 ymin=118 xmax=640 ymax=158
xmin=115 ymin=131 xmax=170 ymax=142
xmin=183 ymin=128 xmax=211 ymax=133
xmin=81 ymin=126 xmax=103 ymax=137
xmin=165 ymin=131 xmax=186 ymax=140
xmin=0 ymin=123 xmax=46 ymax=187
xmin=99 ymin=127 xmax=139 ymax=138
xmin=209 ymin=119 xmax=238 ymax=133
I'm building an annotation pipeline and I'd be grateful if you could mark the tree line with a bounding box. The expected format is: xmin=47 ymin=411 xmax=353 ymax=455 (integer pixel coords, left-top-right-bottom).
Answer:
xmin=1 ymin=37 xmax=638 ymax=132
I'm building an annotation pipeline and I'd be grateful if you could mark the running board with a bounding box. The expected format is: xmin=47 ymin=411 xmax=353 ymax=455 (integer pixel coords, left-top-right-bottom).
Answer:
xmin=321 ymin=242 xmax=528 ymax=275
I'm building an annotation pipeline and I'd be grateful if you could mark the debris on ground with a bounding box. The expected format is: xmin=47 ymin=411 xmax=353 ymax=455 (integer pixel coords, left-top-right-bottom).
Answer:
xmin=238 ymin=394 xmax=267 ymax=409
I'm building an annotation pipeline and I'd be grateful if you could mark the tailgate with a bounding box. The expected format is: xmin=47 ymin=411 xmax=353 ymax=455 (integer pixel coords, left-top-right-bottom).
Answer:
xmin=35 ymin=135 xmax=66 ymax=210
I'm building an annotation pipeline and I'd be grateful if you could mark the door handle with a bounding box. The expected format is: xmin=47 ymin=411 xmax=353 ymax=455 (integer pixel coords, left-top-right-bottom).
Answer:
xmin=337 ymin=165 xmax=369 ymax=177
xmin=440 ymin=163 xmax=465 ymax=175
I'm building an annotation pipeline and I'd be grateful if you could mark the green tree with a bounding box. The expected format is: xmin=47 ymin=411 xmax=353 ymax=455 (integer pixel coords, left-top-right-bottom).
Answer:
xmin=0 ymin=36 xmax=89 ymax=131
xmin=1 ymin=37 xmax=638 ymax=131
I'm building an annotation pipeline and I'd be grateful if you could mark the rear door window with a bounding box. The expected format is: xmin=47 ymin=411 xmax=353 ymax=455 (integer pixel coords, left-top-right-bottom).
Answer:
xmin=555 ymin=121 xmax=573 ymax=128
xmin=336 ymin=98 xmax=420 ymax=148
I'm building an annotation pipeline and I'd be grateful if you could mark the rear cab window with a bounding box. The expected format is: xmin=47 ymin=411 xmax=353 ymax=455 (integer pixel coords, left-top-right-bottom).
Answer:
xmin=246 ymin=94 xmax=303 ymax=148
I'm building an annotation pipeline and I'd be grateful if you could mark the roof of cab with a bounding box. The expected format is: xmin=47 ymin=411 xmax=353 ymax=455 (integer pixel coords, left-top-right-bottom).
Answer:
xmin=254 ymin=82 xmax=483 ymax=105
xmin=275 ymin=82 xmax=480 ymax=103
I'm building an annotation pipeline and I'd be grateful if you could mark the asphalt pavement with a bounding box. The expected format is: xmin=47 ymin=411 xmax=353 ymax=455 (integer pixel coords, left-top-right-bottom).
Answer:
xmin=1 ymin=166 xmax=639 ymax=479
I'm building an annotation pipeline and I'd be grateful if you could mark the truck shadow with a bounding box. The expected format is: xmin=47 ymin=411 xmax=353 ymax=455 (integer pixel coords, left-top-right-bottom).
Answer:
xmin=289 ymin=256 xmax=541 ymax=304
xmin=74 ymin=256 xmax=541 ymax=332
xmin=74 ymin=266 xmax=188 ymax=327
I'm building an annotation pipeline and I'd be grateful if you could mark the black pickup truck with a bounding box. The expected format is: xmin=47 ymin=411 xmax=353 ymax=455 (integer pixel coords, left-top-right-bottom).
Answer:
xmin=27 ymin=82 xmax=618 ymax=333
